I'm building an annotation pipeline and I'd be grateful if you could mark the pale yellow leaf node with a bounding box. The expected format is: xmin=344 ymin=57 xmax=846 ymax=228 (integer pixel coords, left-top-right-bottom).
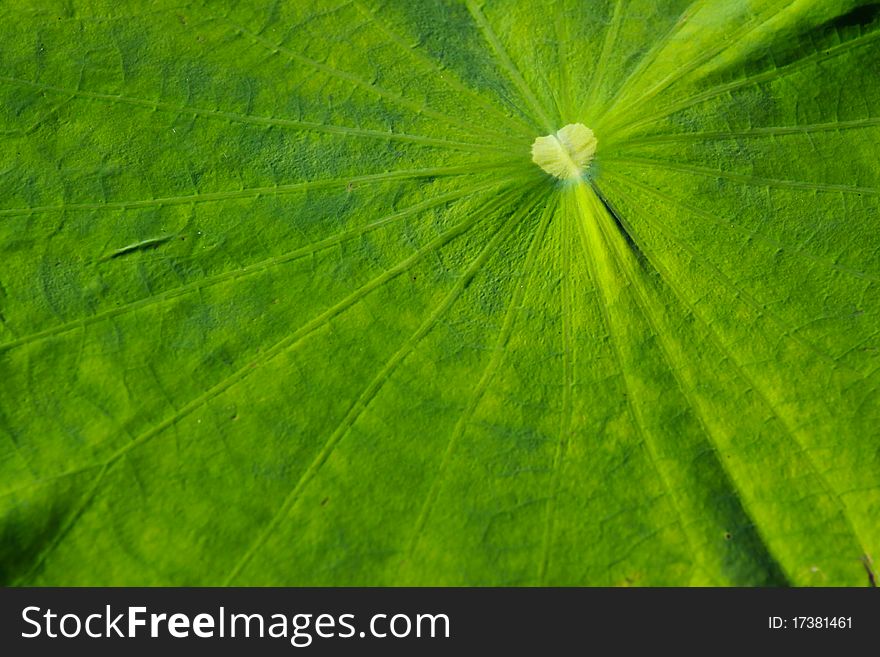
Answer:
xmin=531 ymin=123 xmax=597 ymax=180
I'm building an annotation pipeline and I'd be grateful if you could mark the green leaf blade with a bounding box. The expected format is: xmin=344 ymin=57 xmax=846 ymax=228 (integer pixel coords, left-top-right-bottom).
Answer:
xmin=1 ymin=0 xmax=877 ymax=586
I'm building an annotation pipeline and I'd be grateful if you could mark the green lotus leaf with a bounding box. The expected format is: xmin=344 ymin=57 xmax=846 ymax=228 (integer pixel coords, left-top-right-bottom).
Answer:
xmin=1 ymin=0 xmax=878 ymax=586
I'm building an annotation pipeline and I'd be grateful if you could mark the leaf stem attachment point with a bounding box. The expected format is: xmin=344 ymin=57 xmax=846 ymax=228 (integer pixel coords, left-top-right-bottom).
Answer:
xmin=531 ymin=123 xmax=597 ymax=180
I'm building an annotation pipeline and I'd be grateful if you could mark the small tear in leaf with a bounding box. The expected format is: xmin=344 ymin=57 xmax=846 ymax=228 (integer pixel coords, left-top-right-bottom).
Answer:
xmin=102 ymin=235 xmax=175 ymax=261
